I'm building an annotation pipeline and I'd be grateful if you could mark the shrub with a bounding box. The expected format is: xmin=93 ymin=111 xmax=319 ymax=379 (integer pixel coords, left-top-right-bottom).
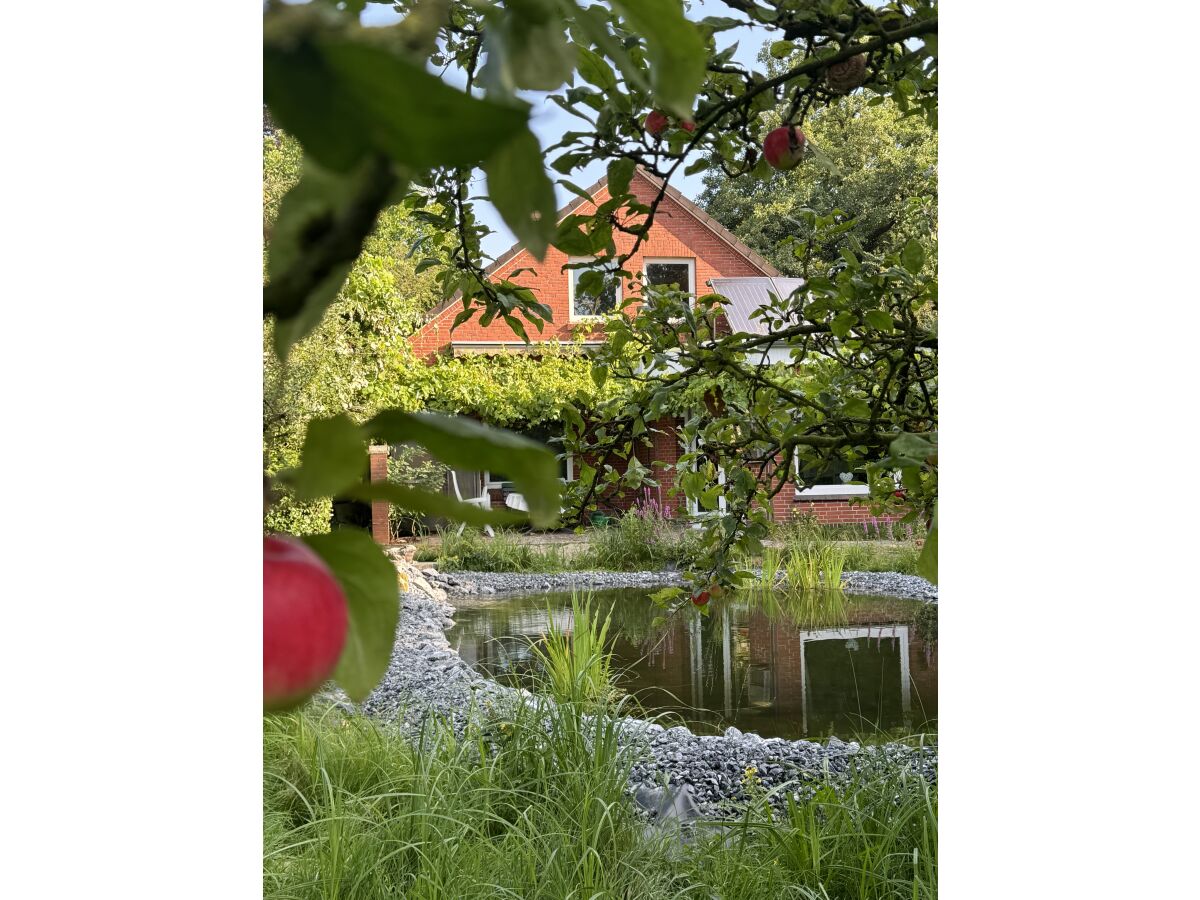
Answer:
xmin=387 ymin=448 xmax=449 ymax=539
xmin=263 ymin=489 xmax=330 ymax=537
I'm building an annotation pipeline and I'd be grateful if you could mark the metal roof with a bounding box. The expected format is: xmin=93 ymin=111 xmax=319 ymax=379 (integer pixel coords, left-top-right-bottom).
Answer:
xmin=709 ymin=277 xmax=806 ymax=335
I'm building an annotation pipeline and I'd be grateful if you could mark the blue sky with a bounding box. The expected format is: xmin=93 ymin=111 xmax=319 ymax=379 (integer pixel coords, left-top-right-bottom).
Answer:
xmin=356 ymin=1 xmax=773 ymax=257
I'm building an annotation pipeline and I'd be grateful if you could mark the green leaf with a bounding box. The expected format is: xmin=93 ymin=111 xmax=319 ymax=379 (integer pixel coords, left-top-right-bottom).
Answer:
xmin=830 ymin=311 xmax=857 ymax=338
xmin=607 ymin=157 xmax=636 ymax=198
xmin=901 ymin=239 xmax=926 ymax=275
xmin=264 ymin=11 xmax=531 ymax=172
xmin=483 ymin=10 xmax=575 ymax=91
xmin=769 ymin=40 xmax=794 ymax=60
xmin=484 ymin=129 xmax=557 ymax=261
xmin=864 ymin=309 xmax=894 ymax=331
xmin=553 ymin=220 xmax=598 ymax=256
xmin=843 ymin=398 xmax=871 ymax=418
xmin=890 ymin=432 xmax=936 ymax=467
xmin=302 ymin=530 xmax=399 ymax=702
xmin=917 ymin=504 xmax=937 ymax=584
xmin=291 ymin=414 xmax=366 ymax=500
xmin=650 ymin=586 xmax=685 ymax=606
xmin=265 ymin=155 xmax=394 ymax=357
xmin=575 ymin=44 xmax=618 ymax=90
xmin=346 ymin=483 xmax=525 ymax=528
xmin=611 ymin=0 xmax=705 ymax=119
xmin=591 ymin=362 xmax=608 ymax=390
xmin=366 ymin=411 xmax=562 ymax=528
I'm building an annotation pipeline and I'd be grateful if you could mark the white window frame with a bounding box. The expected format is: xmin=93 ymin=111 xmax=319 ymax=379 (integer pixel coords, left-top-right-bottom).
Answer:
xmin=685 ymin=435 xmax=726 ymax=519
xmin=642 ymin=257 xmax=696 ymax=299
xmin=793 ymin=454 xmax=871 ymax=499
xmin=485 ymin=452 xmax=574 ymax=491
xmin=568 ymin=257 xmax=622 ymax=322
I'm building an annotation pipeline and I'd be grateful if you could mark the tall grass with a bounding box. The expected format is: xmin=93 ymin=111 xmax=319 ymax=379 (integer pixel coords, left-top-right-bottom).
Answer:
xmin=580 ymin=507 xmax=703 ymax=571
xmin=785 ymin=545 xmax=822 ymax=591
xmin=264 ymin=698 xmax=652 ymax=900
xmin=842 ymin=542 xmax=920 ymax=575
xmin=784 ymin=542 xmax=848 ymax=593
xmin=527 ymin=594 xmax=615 ymax=704
xmin=711 ymin=770 xmax=938 ymax=900
xmin=760 ymin=544 xmax=783 ymax=587
xmin=436 ymin=527 xmax=568 ymax=572
xmin=264 ymin=708 xmax=937 ymax=900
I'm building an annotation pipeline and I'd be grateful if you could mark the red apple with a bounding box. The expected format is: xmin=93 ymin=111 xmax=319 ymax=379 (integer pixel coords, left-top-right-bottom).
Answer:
xmin=264 ymin=535 xmax=349 ymax=710
xmin=644 ymin=110 xmax=670 ymax=137
xmin=763 ymin=126 xmax=807 ymax=171
xmin=825 ymin=54 xmax=868 ymax=94
xmin=692 ymin=590 xmax=711 ymax=607
xmin=680 ymin=120 xmax=696 ymax=133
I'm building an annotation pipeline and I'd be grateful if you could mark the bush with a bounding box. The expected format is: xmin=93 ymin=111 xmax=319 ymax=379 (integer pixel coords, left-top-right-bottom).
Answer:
xmin=263 ymin=489 xmax=330 ymax=537
xmin=387 ymin=448 xmax=449 ymax=539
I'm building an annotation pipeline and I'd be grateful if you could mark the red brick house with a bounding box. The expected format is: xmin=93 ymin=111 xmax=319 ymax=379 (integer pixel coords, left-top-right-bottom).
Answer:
xmin=368 ymin=170 xmax=886 ymax=543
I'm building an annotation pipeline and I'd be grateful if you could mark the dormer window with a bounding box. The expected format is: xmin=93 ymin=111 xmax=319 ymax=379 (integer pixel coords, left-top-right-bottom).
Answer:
xmin=568 ymin=258 xmax=621 ymax=320
xmin=644 ymin=258 xmax=696 ymax=295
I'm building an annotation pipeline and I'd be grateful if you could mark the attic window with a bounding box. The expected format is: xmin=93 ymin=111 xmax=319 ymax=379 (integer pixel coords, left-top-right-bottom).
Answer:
xmin=568 ymin=258 xmax=621 ymax=320
xmin=644 ymin=258 xmax=695 ymax=295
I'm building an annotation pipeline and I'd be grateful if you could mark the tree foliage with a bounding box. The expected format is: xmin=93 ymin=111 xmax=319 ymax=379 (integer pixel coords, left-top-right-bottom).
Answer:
xmin=262 ymin=131 xmax=438 ymax=534
xmin=262 ymin=0 xmax=939 ymax=704
xmin=699 ymin=92 xmax=937 ymax=276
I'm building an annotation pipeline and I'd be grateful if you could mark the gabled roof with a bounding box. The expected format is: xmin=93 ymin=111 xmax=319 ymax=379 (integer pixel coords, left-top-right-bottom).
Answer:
xmin=709 ymin=277 xmax=806 ymax=336
xmin=423 ymin=168 xmax=779 ymax=322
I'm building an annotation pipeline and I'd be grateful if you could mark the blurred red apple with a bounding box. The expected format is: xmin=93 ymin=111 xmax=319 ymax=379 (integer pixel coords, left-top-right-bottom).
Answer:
xmin=692 ymin=590 xmax=711 ymax=607
xmin=644 ymin=110 xmax=670 ymax=136
xmin=264 ymin=535 xmax=348 ymax=710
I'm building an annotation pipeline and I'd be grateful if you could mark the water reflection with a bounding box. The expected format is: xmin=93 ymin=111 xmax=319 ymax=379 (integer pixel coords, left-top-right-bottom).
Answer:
xmin=447 ymin=588 xmax=937 ymax=741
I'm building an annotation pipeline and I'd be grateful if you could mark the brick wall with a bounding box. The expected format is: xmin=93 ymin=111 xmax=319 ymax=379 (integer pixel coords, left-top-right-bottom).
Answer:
xmin=368 ymin=445 xmax=392 ymax=545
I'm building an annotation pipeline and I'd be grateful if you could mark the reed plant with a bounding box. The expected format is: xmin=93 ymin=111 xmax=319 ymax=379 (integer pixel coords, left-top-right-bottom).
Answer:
xmin=785 ymin=545 xmax=822 ymax=591
xmin=760 ymin=544 xmax=783 ymax=588
xmin=527 ymin=594 xmax=615 ymax=705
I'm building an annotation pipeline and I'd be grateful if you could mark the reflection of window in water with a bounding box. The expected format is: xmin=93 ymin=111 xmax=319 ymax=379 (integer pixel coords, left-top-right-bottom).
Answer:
xmin=746 ymin=665 xmax=773 ymax=707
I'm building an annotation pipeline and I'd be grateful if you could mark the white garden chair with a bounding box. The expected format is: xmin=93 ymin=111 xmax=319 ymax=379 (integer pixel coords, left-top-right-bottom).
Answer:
xmin=449 ymin=470 xmax=494 ymax=538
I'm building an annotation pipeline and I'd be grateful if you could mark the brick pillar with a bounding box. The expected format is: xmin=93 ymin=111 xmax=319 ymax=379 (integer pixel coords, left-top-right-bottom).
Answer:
xmin=368 ymin=445 xmax=391 ymax=545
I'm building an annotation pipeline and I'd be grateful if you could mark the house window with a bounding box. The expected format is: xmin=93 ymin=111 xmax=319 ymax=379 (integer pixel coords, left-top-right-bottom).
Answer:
xmin=644 ymin=258 xmax=696 ymax=295
xmin=794 ymin=455 xmax=871 ymax=499
xmin=568 ymin=258 xmax=621 ymax=320
xmin=485 ymin=423 xmax=574 ymax=490
xmin=685 ymin=434 xmax=726 ymax=519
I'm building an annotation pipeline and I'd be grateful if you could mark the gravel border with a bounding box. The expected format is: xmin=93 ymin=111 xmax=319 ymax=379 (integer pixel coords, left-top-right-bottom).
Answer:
xmin=428 ymin=567 xmax=937 ymax=603
xmin=339 ymin=565 xmax=936 ymax=820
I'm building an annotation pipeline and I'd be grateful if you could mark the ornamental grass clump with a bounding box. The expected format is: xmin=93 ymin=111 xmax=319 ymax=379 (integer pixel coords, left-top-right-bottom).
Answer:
xmin=527 ymin=594 xmax=615 ymax=705
xmin=264 ymin=707 xmax=937 ymax=900
xmin=436 ymin=527 xmax=567 ymax=572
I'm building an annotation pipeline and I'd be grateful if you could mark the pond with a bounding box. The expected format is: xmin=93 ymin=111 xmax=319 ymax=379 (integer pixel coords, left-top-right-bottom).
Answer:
xmin=447 ymin=588 xmax=937 ymax=742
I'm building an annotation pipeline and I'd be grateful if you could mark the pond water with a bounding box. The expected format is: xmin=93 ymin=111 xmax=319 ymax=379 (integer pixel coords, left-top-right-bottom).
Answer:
xmin=447 ymin=588 xmax=937 ymax=742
